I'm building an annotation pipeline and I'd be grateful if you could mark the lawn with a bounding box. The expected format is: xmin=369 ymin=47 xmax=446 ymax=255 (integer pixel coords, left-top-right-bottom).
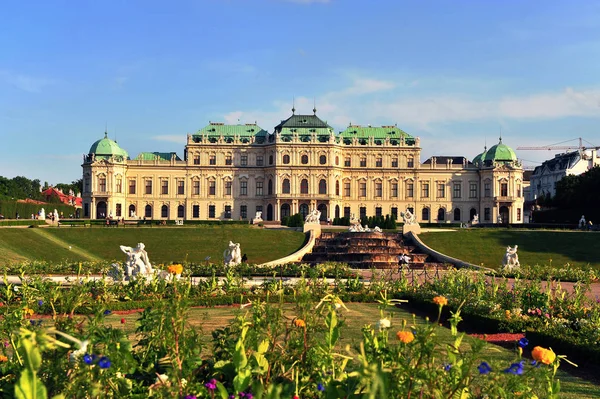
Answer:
xmin=98 ymin=302 xmax=599 ymax=398
xmin=420 ymin=229 xmax=600 ymax=269
xmin=0 ymin=226 xmax=306 ymax=266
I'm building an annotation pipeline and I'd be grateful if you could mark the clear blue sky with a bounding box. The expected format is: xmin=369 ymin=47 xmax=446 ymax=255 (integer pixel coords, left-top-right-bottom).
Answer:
xmin=2 ymin=0 xmax=600 ymax=184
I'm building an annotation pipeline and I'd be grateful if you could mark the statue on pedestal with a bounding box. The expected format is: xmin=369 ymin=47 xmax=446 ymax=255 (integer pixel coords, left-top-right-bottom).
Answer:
xmin=502 ymin=245 xmax=520 ymax=271
xmin=223 ymin=241 xmax=242 ymax=267
xmin=252 ymin=211 xmax=263 ymax=224
xmin=305 ymin=209 xmax=321 ymax=224
xmin=119 ymin=243 xmax=154 ymax=278
xmin=401 ymin=209 xmax=416 ymax=225
xmin=579 ymin=215 xmax=586 ymax=228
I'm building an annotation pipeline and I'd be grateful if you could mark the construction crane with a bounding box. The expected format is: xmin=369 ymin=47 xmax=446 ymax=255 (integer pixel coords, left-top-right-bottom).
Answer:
xmin=517 ymin=137 xmax=599 ymax=151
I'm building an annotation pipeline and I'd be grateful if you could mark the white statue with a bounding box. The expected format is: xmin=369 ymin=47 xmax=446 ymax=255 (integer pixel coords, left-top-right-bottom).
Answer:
xmin=363 ymin=225 xmax=371 ymax=232
xmin=349 ymin=213 xmax=361 ymax=226
xmin=402 ymin=209 xmax=416 ymax=225
xmin=54 ymin=209 xmax=59 ymax=223
xmin=39 ymin=208 xmax=45 ymax=220
xmin=223 ymin=241 xmax=242 ymax=267
xmin=254 ymin=211 xmax=263 ymax=221
xmin=497 ymin=213 xmax=503 ymax=224
xmin=305 ymin=209 xmax=321 ymax=224
xmin=373 ymin=226 xmax=382 ymax=233
xmin=473 ymin=214 xmax=479 ymax=223
xmin=580 ymin=215 xmax=586 ymax=228
xmin=119 ymin=243 xmax=154 ymax=277
xmin=502 ymin=245 xmax=520 ymax=271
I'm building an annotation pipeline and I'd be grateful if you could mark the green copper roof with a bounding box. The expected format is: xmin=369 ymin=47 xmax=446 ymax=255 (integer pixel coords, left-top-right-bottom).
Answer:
xmin=88 ymin=133 xmax=129 ymax=160
xmin=274 ymin=113 xmax=332 ymax=131
xmin=194 ymin=123 xmax=268 ymax=138
xmin=483 ymin=139 xmax=517 ymax=163
xmin=134 ymin=152 xmax=181 ymax=161
xmin=472 ymin=147 xmax=488 ymax=165
xmin=338 ymin=125 xmax=416 ymax=145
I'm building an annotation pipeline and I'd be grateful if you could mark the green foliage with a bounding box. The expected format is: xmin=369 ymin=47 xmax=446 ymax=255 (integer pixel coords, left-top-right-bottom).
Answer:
xmin=0 ymin=176 xmax=43 ymax=201
xmin=283 ymin=213 xmax=304 ymax=228
xmin=0 ymin=201 xmax=77 ymax=221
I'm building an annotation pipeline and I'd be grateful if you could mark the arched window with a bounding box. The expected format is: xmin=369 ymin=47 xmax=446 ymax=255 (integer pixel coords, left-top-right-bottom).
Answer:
xmin=300 ymin=179 xmax=309 ymax=194
xmin=269 ymin=155 xmax=274 ymax=165
xmin=145 ymin=204 xmax=152 ymax=218
xmin=177 ymin=205 xmax=185 ymax=218
xmin=335 ymin=205 xmax=340 ymax=219
xmin=454 ymin=208 xmax=461 ymax=221
xmin=301 ymin=154 xmax=309 ymax=164
xmin=422 ymin=208 xmax=429 ymax=221
xmin=281 ymin=203 xmax=291 ymax=218
xmin=128 ymin=204 xmax=136 ymax=218
xmin=283 ymin=154 xmax=290 ymax=164
xmin=161 ymin=205 xmax=168 ymax=218
xmin=335 ymin=180 xmax=340 ymax=196
xmin=319 ymin=179 xmax=327 ymax=194
xmin=282 ymin=179 xmax=290 ymax=194
xmin=437 ymin=208 xmax=445 ymax=221
xmin=319 ymin=155 xmax=327 ymax=165
xmin=268 ymin=179 xmax=273 ymax=195
xmin=299 ymin=203 xmax=309 ymax=218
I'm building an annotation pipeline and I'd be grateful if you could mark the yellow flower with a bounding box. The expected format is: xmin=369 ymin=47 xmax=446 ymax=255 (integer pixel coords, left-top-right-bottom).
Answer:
xmin=293 ymin=319 xmax=306 ymax=328
xmin=0 ymin=355 xmax=8 ymax=362
xmin=167 ymin=264 xmax=183 ymax=275
xmin=505 ymin=309 xmax=511 ymax=319
xmin=24 ymin=307 xmax=34 ymax=317
xmin=396 ymin=330 xmax=414 ymax=344
xmin=532 ymin=346 xmax=556 ymax=365
xmin=433 ymin=296 xmax=448 ymax=306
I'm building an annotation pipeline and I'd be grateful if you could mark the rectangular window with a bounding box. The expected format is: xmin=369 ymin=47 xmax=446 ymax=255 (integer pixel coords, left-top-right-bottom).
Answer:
xmin=193 ymin=180 xmax=200 ymax=195
xmin=344 ymin=157 xmax=351 ymax=167
xmin=517 ymin=184 xmax=522 ymax=198
xmin=240 ymin=205 xmax=247 ymax=219
xmin=407 ymin=156 xmax=414 ymax=168
xmin=501 ymin=183 xmax=508 ymax=197
xmin=375 ymin=207 xmax=382 ymax=217
xmin=177 ymin=181 xmax=184 ymax=195
xmin=359 ymin=206 xmax=367 ymax=221
xmin=240 ymin=181 xmax=247 ymax=196
xmin=376 ymin=157 xmax=382 ymax=167
xmin=161 ymin=180 xmax=168 ymax=195
xmin=209 ymin=181 xmax=216 ymax=196
xmin=240 ymin=155 xmax=248 ymax=166
xmin=193 ymin=155 xmax=200 ymax=165
xmin=421 ymin=182 xmax=429 ymax=198
xmin=517 ymin=208 xmax=522 ymax=221
xmin=225 ymin=181 xmax=232 ymax=196
xmin=116 ymin=178 xmax=122 ymax=193
xmin=344 ymin=206 xmax=351 ymax=219
xmin=344 ymin=182 xmax=350 ymax=197
xmin=360 ymin=158 xmax=367 ymax=167
xmin=209 ymin=155 xmax=216 ymax=165
xmin=406 ymin=182 xmax=414 ymax=198
xmin=225 ymin=155 xmax=232 ymax=165
xmin=208 ymin=205 xmax=215 ymax=218
xmin=84 ymin=178 xmax=90 ymax=193
xmin=484 ymin=182 xmax=491 ymax=197
xmin=391 ymin=183 xmax=398 ymax=198
xmin=484 ymin=207 xmax=491 ymax=221
xmin=375 ymin=182 xmax=382 ymax=197
xmin=145 ymin=179 xmax=152 ymax=195
xmin=99 ymin=177 xmax=106 ymax=193
xmin=224 ymin=205 xmax=232 ymax=219
xmin=256 ymin=156 xmax=263 ymax=166
xmin=128 ymin=179 xmax=136 ymax=195
xmin=256 ymin=181 xmax=263 ymax=196
xmin=116 ymin=203 xmax=122 ymax=217
xmin=453 ymin=183 xmax=461 ymax=199
xmin=437 ymin=183 xmax=445 ymax=198
xmin=391 ymin=158 xmax=398 ymax=167
xmin=391 ymin=207 xmax=398 ymax=220
xmin=469 ymin=183 xmax=477 ymax=198
xmin=193 ymin=205 xmax=200 ymax=218
xmin=359 ymin=182 xmax=367 ymax=197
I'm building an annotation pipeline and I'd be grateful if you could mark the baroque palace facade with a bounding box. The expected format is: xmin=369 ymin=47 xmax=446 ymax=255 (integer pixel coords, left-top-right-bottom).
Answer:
xmin=82 ymin=110 xmax=525 ymax=224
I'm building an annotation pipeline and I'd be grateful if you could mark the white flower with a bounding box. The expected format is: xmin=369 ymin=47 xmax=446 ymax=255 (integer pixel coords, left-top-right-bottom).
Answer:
xmin=181 ymin=378 xmax=187 ymax=388
xmin=378 ymin=318 xmax=391 ymax=330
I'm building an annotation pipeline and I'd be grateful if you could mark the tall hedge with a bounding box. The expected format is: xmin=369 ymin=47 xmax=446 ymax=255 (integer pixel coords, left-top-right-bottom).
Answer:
xmin=0 ymin=200 xmax=77 ymax=219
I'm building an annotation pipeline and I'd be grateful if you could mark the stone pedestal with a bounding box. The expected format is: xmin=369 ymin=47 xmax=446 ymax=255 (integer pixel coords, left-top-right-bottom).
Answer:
xmin=402 ymin=223 xmax=421 ymax=236
xmin=303 ymin=222 xmax=321 ymax=238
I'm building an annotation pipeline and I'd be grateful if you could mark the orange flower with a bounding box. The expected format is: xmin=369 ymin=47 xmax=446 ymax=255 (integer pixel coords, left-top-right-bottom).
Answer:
xmin=23 ymin=308 xmax=34 ymax=317
xmin=0 ymin=355 xmax=8 ymax=362
xmin=167 ymin=264 xmax=183 ymax=275
xmin=293 ymin=319 xmax=306 ymax=328
xmin=433 ymin=296 xmax=448 ymax=306
xmin=531 ymin=346 xmax=556 ymax=365
xmin=396 ymin=330 xmax=414 ymax=344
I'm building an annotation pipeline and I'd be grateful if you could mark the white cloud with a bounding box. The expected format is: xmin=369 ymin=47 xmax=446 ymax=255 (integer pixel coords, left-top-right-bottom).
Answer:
xmin=152 ymin=135 xmax=187 ymax=144
xmin=0 ymin=70 xmax=55 ymax=93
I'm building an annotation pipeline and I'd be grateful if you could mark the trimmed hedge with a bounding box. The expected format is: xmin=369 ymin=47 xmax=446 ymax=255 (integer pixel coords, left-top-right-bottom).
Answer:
xmin=0 ymin=220 xmax=46 ymax=227
xmin=0 ymin=200 xmax=77 ymax=220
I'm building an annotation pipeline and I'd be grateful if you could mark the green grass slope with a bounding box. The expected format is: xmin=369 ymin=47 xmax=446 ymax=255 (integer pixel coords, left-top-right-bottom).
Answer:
xmin=420 ymin=229 xmax=600 ymax=269
xmin=0 ymin=226 xmax=305 ymax=266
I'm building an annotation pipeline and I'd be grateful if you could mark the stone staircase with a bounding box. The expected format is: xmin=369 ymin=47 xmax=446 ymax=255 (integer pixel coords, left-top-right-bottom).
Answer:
xmin=302 ymin=231 xmax=445 ymax=269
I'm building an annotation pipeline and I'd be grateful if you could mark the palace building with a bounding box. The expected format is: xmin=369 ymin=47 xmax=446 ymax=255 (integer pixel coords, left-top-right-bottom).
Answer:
xmin=82 ymin=109 xmax=525 ymax=224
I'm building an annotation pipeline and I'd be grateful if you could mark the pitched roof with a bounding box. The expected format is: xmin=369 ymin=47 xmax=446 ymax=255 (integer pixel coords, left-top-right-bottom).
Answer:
xmin=194 ymin=123 xmax=268 ymax=138
xmin=338 ymin=125 xmax=416 ymax=145
xmin=531 ymin=151 xmax=581 ymax=175
xmin=274 ymin=114 xmax=332 ymax=131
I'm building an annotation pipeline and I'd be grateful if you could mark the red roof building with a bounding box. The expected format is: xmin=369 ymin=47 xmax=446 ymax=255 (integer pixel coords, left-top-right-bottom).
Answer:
xmin=41 ymin=187 xmax=82 ymax=208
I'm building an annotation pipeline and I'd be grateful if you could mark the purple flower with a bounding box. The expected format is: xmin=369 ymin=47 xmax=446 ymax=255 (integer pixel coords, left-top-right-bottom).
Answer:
xmin=503 ymin=361 xmax=524 ymax=375
xmin=98 ymin=356 xmax=111 ymax=369
xmin=83 ymin=354 xmax=93 ymax=365
xmin=444 ymin=363 xmax=452 ymax=371
xmin=518 ymin=337 xmax=529 ymax=348
xmin=317 ymin=382 xmax=325 ymax=391
xmin=204 ymin=379 xmax=217 ymax=391
xmin=103 ymin=310 xmax=111 ymax=316
xmin=185 ymin=396 xmax=197 ymax=399
xmin=37 ymin=300 xmax=43 ymax=306
xmin=478 ymin=361 xmax=492 ymax=375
